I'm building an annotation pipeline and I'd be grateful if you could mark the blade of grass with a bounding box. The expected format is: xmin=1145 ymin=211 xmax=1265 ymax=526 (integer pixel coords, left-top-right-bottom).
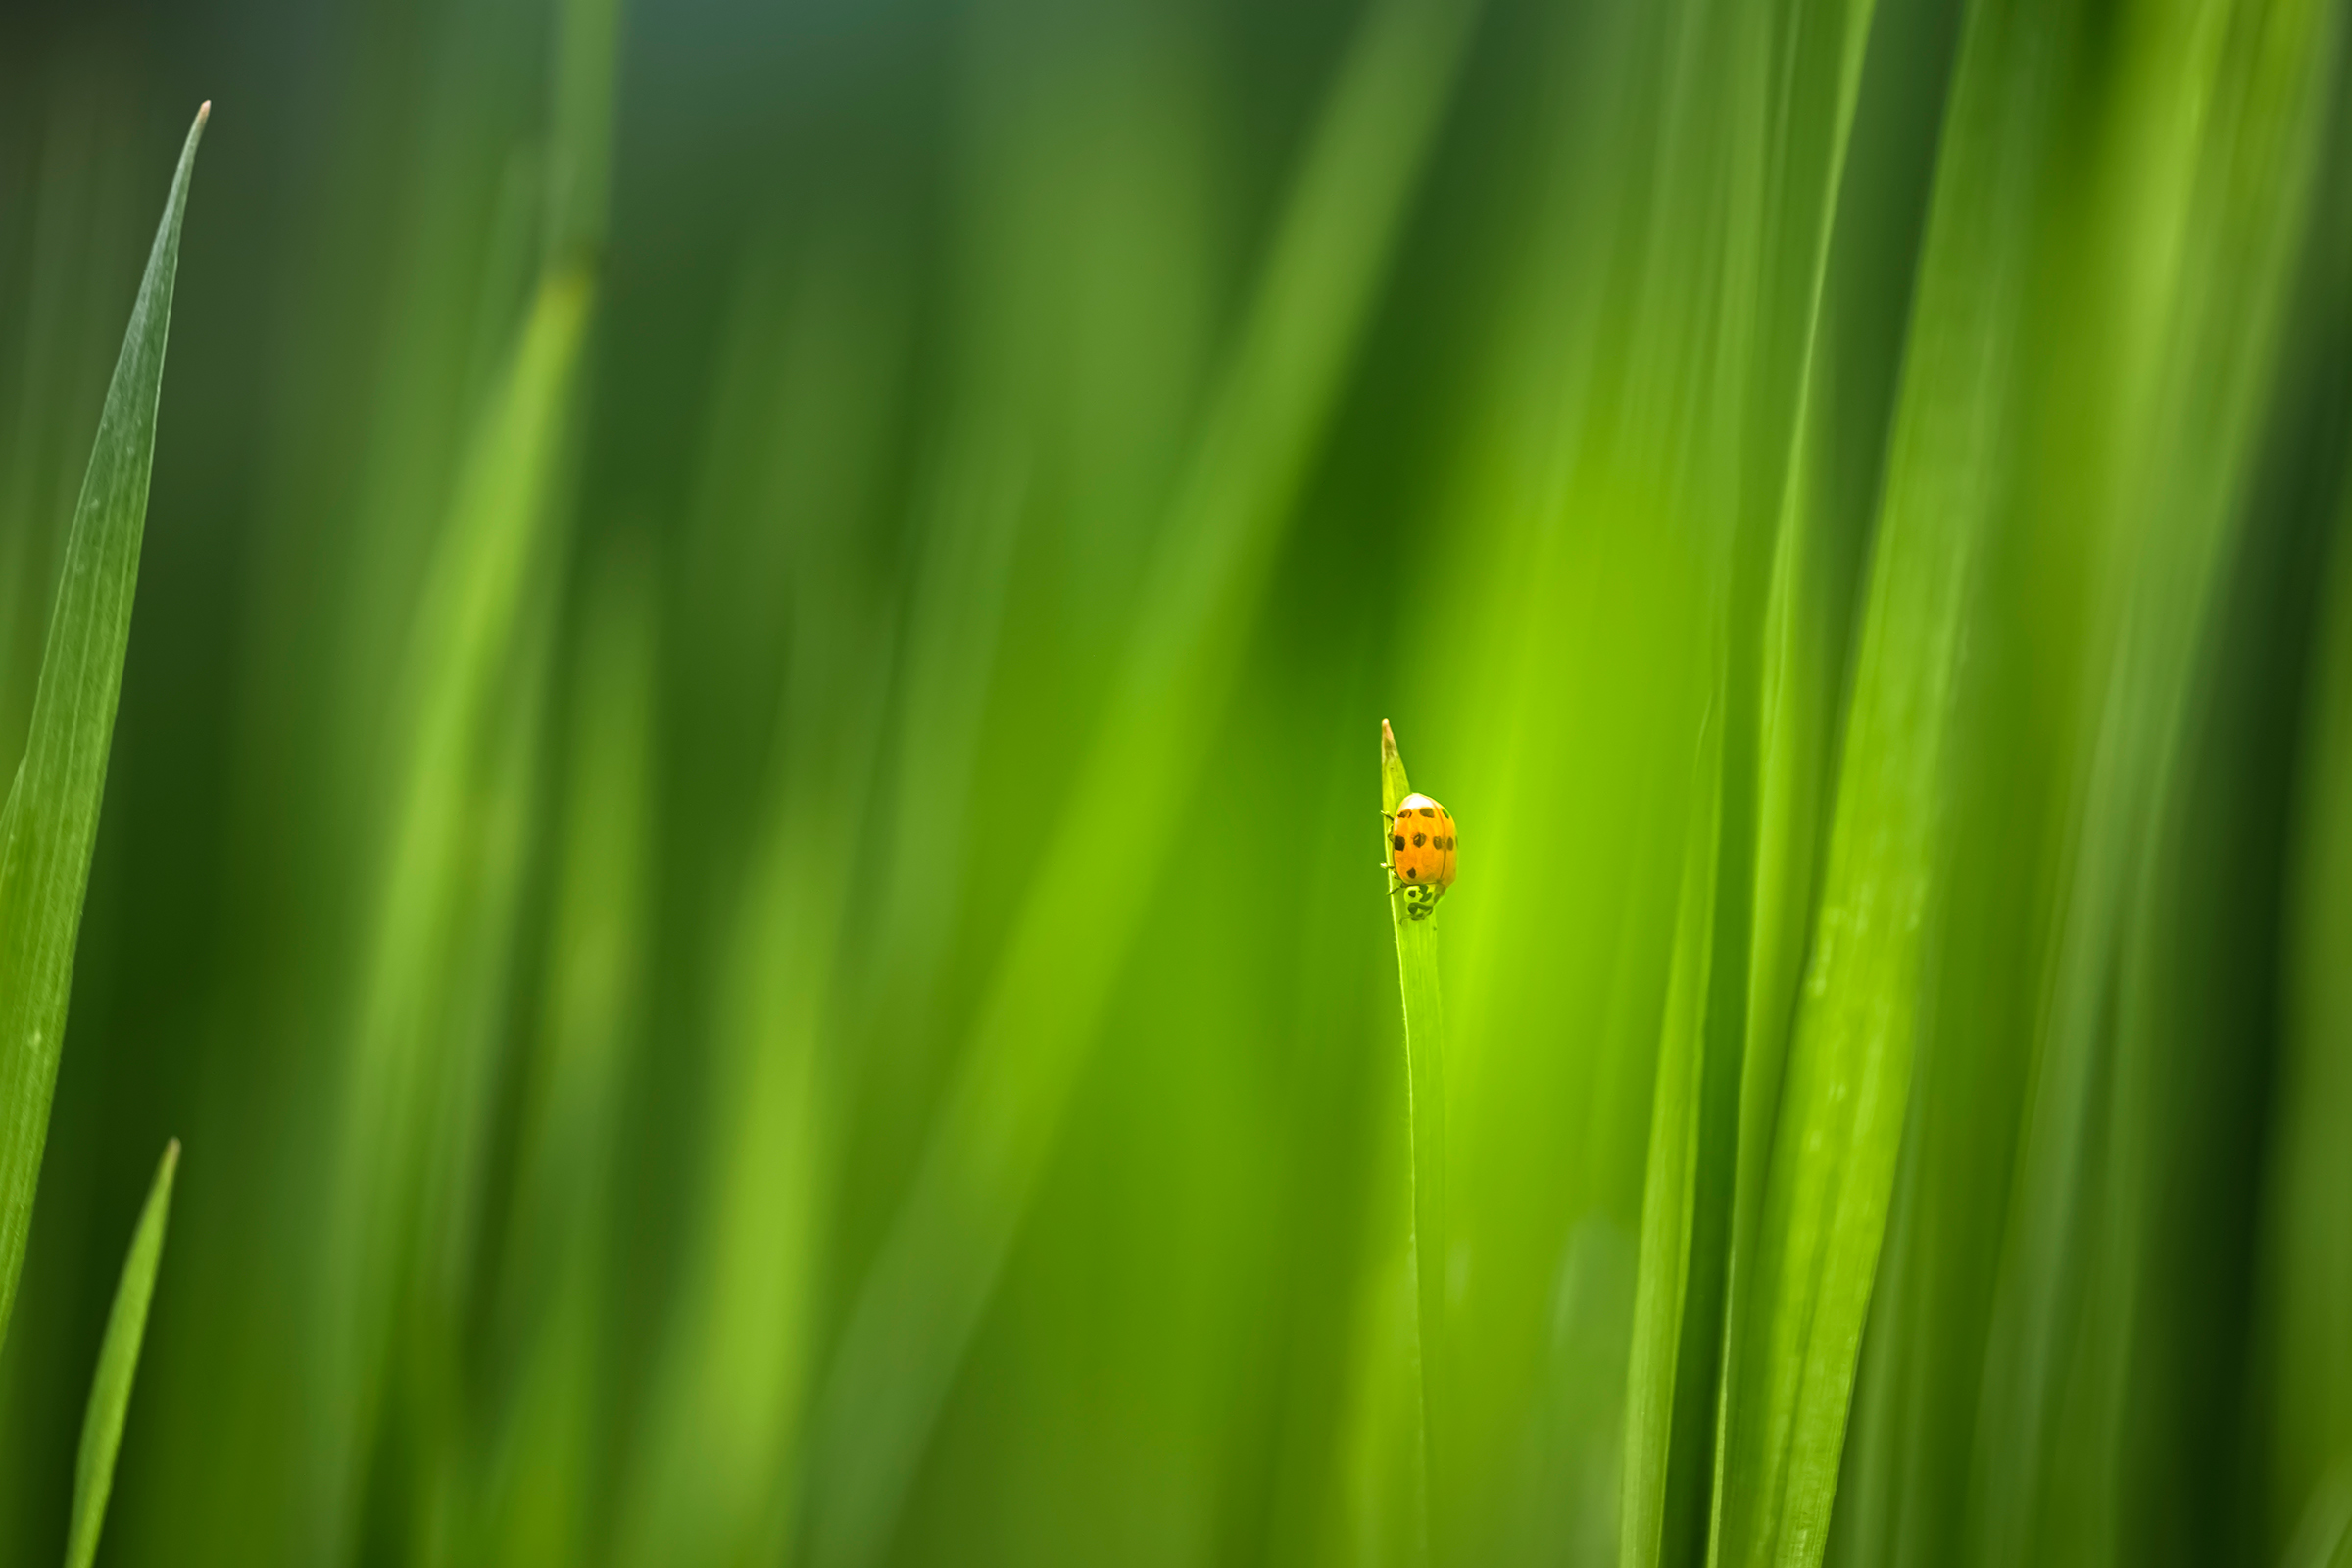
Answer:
xmin=1709 ymin=0 xmax=2072 ymax=1553
xmin=313 ymin=268 xmax=592 ymax=1556
xmin=0 ymin=102 xmax=204 ymax=1352
xmin=801 ymin=4 xmax=1482 ymax=1562
xmin=1968 ymin=4 xmax=2342 ymax=1560
xmin=1612 ymin=0 xmax=1886 ymax=1554
xmin=62 ymin=1139 xmax=179 ymax=1568
xmin=1744 ymin=6 xmax=1970 ymax=1558
xmin=474 ymin=543 xmax=653 ymax=1567
xmin=1332 ymin=1236 xmax=1437 ymax=1566
xmin=1621 ymin=711 xmax=1723 ymax=1568
xmin=2260 ymin=435 xmax=2352 ymax=1559
xmin=612 ymin=229 xmax=908 ymax=1568
xmin=1732 ymin=0 xmax=1928 ymax=1417
xmin=1380 ymin=719 xmax=1449 ymax=1561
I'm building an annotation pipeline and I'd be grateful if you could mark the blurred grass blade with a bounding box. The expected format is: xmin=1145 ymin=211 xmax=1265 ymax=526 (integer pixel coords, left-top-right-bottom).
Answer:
xmin=1380 ymin=719 xmax=1448 ymax=1559
xmin=1733 ymin=0 xmax=1915 ymax=1381
xmin=314 ymin=269 xmax=592 ymax=1554
xmin=2262 ymin=462 xmax=2352 ymax=1556
xmin=1710 ymin=0 xmax=2067 ymax=1554
xmin=2281 ymin=1462 xmax=2352 ymax=1568
xmin=1966 ymin=5 xmax=2343 ymax=1562
xmin=802 ymin=3 xmax=1481 ymax=1563
xmin=475 ymin=546 xmax=653 ymax=1567
xmin=1616 ymin=0 xmax=1883 ymax=1555
xmin=545 ymin=0 xmax=623 ymax=265
xmin=1736 ymin=17 xmax=1967 ymax=1560
xmin=63 ymin=1140 xmax=180 ymax=1568
xmin=1620 ymin=712 xmax=1722 ymax=1568
xmin=0 ymin=103 xmax=204 ymax=1351
xmin=612 ymin=234 xmax=908 ymax=1568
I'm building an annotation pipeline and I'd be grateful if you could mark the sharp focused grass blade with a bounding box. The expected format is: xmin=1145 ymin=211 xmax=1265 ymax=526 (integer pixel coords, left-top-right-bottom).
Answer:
xmin=1379 ymin=719 xmax=1449 ymax=1560
xmin=63 ymin=1140 xmax=179 ymax=1568
xmin=0 ymin=103 xmax=203 ymax=1353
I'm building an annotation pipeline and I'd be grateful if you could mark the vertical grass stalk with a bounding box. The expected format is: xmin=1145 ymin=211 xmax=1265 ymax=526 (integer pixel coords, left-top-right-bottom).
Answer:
xmin=63 ymin=1140 xmax=179 ymax=1568
xmin=1381 ymin=719 xmax=1448 ymax=1558
xmin=0 ymin=103 xmax=204 ymax=1352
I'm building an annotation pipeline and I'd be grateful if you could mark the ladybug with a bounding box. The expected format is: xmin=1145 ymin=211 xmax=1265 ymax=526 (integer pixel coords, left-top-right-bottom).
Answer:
xmin=1383 ymin=792 xmax=1457 ymax=920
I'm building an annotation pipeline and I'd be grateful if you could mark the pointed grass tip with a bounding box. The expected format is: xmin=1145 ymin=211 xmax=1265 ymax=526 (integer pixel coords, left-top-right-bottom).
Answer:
xmin=1380 ymin=719 xmax=1410 ymax=815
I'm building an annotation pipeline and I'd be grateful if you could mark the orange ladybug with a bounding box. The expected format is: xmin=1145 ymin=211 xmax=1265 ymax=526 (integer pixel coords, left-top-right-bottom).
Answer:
xmin=1384 ymin=792 xmax=1457 ymax=920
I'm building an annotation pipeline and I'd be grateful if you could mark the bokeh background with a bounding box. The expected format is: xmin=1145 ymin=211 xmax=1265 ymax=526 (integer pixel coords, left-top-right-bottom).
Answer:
xmin=0 ymin=0 xmax=2348 ymax=1565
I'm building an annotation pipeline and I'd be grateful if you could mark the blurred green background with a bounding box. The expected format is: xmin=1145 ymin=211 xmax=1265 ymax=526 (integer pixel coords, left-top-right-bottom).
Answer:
xmin=0 ymin=0 xmax=2349 ymax=1564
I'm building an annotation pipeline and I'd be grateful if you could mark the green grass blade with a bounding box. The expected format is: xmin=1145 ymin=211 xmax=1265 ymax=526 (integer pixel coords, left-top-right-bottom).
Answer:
xmin=1964 ymin=5 xmax=2342 ymax=1561
xmin=1380 ymin=719 xmax=1450 ymax=1560
xmin=474 ymin=545 xmax=653 ymax=1567
xmin=1621 ymin=713 xmax=1723 ymax=1568
xmin=1611 ymin=0 xmax=1885 ymax=1555
xmin=0 ymin=103 xmax=204 ymax=1352
xmin=63 ymin=1140 xmax=180 ymax=1568
xmin=801 ymin=5 xmax=1481 ymax=1562
xmin=1732 ymin=0 xmax=1923 ymax=1407
xmin=1710 ymin=0 xmax=2067 ymax=1553
xmin=314 ymin=269 xmax=592 ymax=1554
xmin=2261 ymin=466 xmax=2352 ymax=1559
xmin=612 ymin=232 xmax=908 ymax=1568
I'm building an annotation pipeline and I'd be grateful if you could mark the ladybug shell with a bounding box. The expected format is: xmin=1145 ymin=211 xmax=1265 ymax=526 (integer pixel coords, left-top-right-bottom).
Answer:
xmin=1390 ymin=793 xmax=1457 ymax=895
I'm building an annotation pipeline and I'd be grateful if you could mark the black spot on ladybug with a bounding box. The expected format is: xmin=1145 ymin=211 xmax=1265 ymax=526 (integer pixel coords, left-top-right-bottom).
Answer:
xmin=1393 ymin=834 xmax=1406 ymax=852
xmin=1412 ymin=832 xmax=1427 ymax=847
xmin=1407 ymin=867 xmax=1419 ymax=879
xmin=1419 ymin=807 xmax=1436 ymax=816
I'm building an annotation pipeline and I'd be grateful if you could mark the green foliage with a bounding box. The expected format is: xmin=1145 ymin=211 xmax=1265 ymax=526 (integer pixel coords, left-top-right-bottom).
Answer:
xmin=1 ymin=2 xmax=2349 ymax=1566
xmin=64 ymin=1141 xmax=177 ymax=1568
xmin=0 ymin=103 xmax=203 ymax=1353
xmin=313 ymin=268 xmax=592 ymax=1557
xmin=801 ymin=6 xmax=1478 ymax=1559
